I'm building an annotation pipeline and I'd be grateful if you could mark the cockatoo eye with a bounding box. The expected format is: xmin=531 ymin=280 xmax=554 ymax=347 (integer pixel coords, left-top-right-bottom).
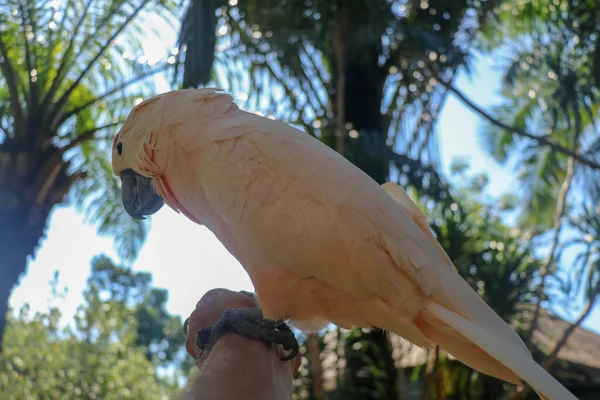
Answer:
xmin=116 ymin=142 xmax=123 ymax=155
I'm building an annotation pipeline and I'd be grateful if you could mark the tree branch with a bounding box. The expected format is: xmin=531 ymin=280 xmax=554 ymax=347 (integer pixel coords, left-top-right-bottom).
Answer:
xmin=511 ymin=105 xmax=584 ymax=400
xmin=18 ymin=0 xmax=39 ymax=112
xmin=54 ymin=66 xmax=168 ymax=130
xmin=525 ymin=155 xmax=575 ymax=353
xmin=306 ymin=333 xmax=325 ymax=400
xmin=60 ymin=121 xmax=122 ymax=154
xmin=48 ymin=0 xmax=151 ymax=127
xmin=0 ymin=32 xmax=26 ymax=137
xmin=527 ymin=102 xmax=582 ymax=352
xmin=40 ymin=0 xmax=95 ymax=114
xmin=42 ymin=0 xmax=75 ymax=73
xmin=429 ymin=69 xmax=600 ymax=170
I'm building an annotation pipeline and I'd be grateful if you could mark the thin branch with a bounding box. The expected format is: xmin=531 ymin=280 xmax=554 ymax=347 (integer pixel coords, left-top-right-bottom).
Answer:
xmin=18 ymin=0 xmax=39 ymax=111
xmin=423 ymin=346 xmax=445 ymax=400
xmin=60 ymin=120 xmax=122 ymax=153
xmin=42 ymin=0 xmax=75 ymax=72
xmin=54 ymin=66 xmax=168 ymax=129
xmin=429 ymin=69 xmax=600 ymax=170
xmin=33 ymin=154 xmax=65 ymax=207
xmin=526 ymin=102 xmax=583 ymax=351
xmin=525 ymin=155 xmax=575 ymax=352
xmin=0 ymin=32 xmax=26 ymax=137
xmin=511 ymin=106 xmax=584 ymax=400
xmin=48 ymin=0 xmax=151 ymax=127
xmin=40 ymin=0 xmax=95 ymax=114
xmin=300 ymin=41 xmax=332 ymax=94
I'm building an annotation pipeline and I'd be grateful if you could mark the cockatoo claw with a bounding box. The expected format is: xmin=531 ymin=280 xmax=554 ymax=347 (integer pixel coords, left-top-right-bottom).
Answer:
xmin=238 ymin=290 xmax=258 ymax=303
xmin=195 ymin=307 xmax=299 ymax=362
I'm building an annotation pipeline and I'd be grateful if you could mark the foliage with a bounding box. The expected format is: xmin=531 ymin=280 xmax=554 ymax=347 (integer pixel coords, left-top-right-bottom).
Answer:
xmin=85 ymin=255 xmax=189 ymax=368
xmin=477 ymin=0 xmax=600 ymax=231
xmin=0 ymin=0 xmax=177 ymax=347
xmin=175 ymin=4 xmax=498 ymax=397
xmin=429 ymin=166 xmax=540 ymax=324
xmin=1 ymin=0 xmax=597 ymax=398
xmin=176 ymin=0 xmax=507 ymax=201
xmin=336 ymin=328 xmax=398 ymax=400
xmin=0 ymin=256 xmax=186 ymax=398
xmin=562 ymin=204 xmax=600 ymax=304
xmin=0 ymin=0 xmax=176 ymax=265
xmin=173 ymin=1 xmax=595 ymax=398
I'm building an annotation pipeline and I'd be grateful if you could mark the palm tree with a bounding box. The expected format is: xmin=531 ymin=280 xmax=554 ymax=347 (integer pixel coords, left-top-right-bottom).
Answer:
xmin=511 ymin=200 xmax=600 ymax=399
xmin=0 ymin=0 xmax=175 ymax=347
xmin=469 ymin=2 xmax=599 ymax=365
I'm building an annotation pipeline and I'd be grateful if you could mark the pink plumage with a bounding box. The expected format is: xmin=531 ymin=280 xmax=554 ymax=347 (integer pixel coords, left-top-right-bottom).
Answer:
xmin=112 ymin=89 xmax=577 ymax=400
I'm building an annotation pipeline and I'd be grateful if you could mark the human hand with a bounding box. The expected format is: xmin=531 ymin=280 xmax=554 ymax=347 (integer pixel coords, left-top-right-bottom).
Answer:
xmin=179 ymin=288 xmax=301 ymax=400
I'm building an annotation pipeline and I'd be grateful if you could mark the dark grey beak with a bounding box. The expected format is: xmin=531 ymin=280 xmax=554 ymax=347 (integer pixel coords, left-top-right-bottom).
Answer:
xmin=119 ymin=169 xmax=164 ymax=220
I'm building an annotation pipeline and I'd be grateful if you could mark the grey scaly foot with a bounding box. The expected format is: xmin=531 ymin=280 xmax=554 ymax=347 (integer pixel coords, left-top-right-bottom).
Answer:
xmin=196 ymin=297 xmax=298 ymax=361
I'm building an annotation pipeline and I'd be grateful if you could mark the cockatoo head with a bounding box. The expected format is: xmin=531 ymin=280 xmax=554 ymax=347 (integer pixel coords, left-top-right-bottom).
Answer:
xmin=112 ymin=88 xmax=236 ymax=220
xmin=111 ymin=93 xmax=169 ymax=220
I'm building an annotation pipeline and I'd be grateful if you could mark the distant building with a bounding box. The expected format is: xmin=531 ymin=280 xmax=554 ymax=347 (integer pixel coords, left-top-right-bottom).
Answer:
xmin=389 ymin=306 xmax=600 ymax=399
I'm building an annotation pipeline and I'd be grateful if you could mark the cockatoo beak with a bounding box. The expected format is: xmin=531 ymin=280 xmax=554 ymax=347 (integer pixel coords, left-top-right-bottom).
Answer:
xmin=119 ymin=168 xmax=164 ymax=220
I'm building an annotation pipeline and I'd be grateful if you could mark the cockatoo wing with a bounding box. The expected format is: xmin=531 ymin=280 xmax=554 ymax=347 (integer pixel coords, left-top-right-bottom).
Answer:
xmin=380 ymin=182 xmax=456 ymax=269
xmin=196 ymin=116 xmax=435 ymax=301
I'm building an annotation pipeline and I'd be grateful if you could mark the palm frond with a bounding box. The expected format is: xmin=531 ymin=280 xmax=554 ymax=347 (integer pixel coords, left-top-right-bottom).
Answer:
xmin=175 ymin=0 xmax=487 ymax=174
xmin=476 ymin=21 xmax=599 ymax=228
xmin=0 ymin=0 xmax=176 ymax=131
xmin=516 ymin=145 xmax=567 ymax=230
xmin=0 ymin=0 xmax=178 ymax=263
xmin=563 ymin=203 xmax=600 ymax=302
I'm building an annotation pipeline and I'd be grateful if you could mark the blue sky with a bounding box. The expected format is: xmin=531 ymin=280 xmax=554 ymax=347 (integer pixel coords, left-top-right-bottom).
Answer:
xmin=8 ymin=12 xmax=600 ymax=338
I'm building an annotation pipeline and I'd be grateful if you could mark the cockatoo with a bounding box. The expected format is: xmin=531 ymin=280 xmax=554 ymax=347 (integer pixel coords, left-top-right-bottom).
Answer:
xmin=112 ymin=88 xmax=577 ymax=400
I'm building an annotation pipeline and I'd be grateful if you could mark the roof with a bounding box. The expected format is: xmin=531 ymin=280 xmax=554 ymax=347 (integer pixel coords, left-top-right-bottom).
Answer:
xmin=318 ymin=305 xmax=600 ymax=390
xmin=518 ymin=307 xmax=600 ymax=370
xmin=389 ymin=306 xmax=600 ymax=387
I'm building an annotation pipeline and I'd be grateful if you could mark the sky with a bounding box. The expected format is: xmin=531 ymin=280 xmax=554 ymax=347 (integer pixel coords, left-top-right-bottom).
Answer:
xmin=8 ymin=11 xmax=600 ymax=338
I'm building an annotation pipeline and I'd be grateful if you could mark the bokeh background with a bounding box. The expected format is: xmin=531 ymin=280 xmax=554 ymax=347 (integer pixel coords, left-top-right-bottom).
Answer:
xmin=1 ymin=0 xmax=600 ymax=398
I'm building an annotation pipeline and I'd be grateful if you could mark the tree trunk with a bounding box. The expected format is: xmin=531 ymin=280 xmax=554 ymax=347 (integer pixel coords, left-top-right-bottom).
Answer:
xmin=340 ymin=57 xmax=387 ymax=184
xmin=329 ymin=18 xmax=387 ymax=183
xmin=0 ymin=144 xmax=75 ymax=348
xmin=526 ymin=156 xmax=575 ymax=352
xmin=306 ymin=333 xmax=326 ymax=400
xmin=0 ymin=207 xmax=50 ymax=346
xmin=327 ymin=13 xmax=393 ymax=400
